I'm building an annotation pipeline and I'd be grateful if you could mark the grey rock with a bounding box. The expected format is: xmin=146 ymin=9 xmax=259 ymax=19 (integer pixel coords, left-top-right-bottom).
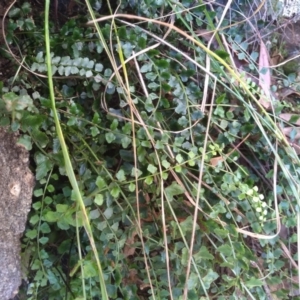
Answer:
xmin=0 ymin=127 xmax=34 ymax=300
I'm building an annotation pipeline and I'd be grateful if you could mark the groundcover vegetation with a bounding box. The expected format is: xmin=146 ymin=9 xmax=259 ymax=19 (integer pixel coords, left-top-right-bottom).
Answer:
xmin=1 ymin=0 xmax=300 ymax=299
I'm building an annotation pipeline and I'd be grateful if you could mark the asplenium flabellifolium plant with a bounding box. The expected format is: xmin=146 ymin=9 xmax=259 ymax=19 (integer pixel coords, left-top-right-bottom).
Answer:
xmin=0 ymin=0 xmax=299 ymax=299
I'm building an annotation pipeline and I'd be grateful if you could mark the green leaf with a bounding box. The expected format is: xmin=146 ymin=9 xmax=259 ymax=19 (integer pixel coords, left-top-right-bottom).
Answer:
xmin=61 ymin=56 xmax=71 ymax=65
xmin=188 ymin=151 xmax=196 ymax=159
xmin=187 ymin=273 xmax=198 ymax=290
xmin=154 ymin=59 xmax=169 ymax=69
xmin=113 ymin=24 xmax=125 ymax=40
xmin=131 ymin=167 xmax=142 ymax=178
xmin=114 ymin=268 xmax=122 ymax=285
xmin=34 ymin=188 xmax=43 ymax=197
xmin=140 ymin=62 xmax=153 ymax=73
xmin=18 ymin=134 xmax=32 ymax=151
xmin=122 ymin=122 xmax=131 ymax=134
xmin=90 ymin=126 xmax=100 ymax=137
xmin=30 ymin=215 xmax=40 ymax=225
xmin=176 ymin=154 xmax=183 ymax=164
xmin=86 ymin=70 xmax=93 ymax=77
xmin=11 ymin=121 xmax=20 ymax=131
xmin=181 ymin=247 xmax=189 ymax=266
xmin=193 ymin=246 xmax=214 ymax=261
xmin=52 ymin=56 xmax=61 ymax=64
xmin=110 ymin=183 xmax=120 ymax=198
xmin=96 ymin=176 xmax=106 ymax=189
xmin=162 ymin=160 xmax=170 ymax=169
xmin=174 ymin=98 xmax=186 ymax=114
xmin=17 ymin=94 xmax=34 ymax=110
xmin=214 ymin=50 xmax=229 ymax=59
xmin=162 ymin=172 xmax=168 ymax=180
xmin=105 ymin=132 xmax=115 ymax=143
xmin=89 ymin=209 xmax=100 ymax=219
xmin=238 ymin=52 xmax=245 ymax=60
xmin=46 ymin=185 xmax=55 ymax=193
xmin=95 ymin=63 xmax=103 ymax=72
xmin=116 ymin=169 xmax=126 ymax=182
xmin=22 ymin=114 xmax=45 ymax=128
xmin=44 ymin=211 xmax=59 ymax=222
xmin=31 ymin=259 xmax=41 ymax=270
xmin=8 ymin=7 xmax=21 ymax=17
xmin=141 ymin=140 xmax=151 ymax=148
xmin=188 ymin=160 xmax=195 ymax=166
xmin=0 ymin=116 xmax=10 ymax=126
xmin=155 ymin=140 xmax=165 ymax=149
xmin=104 ymin=207 xmax=113 ymax=219
xmin=83 ymin=260 xmax=98 ymax=278
xmin=121 ymin=136 xmax=131 ymax=148
xmin=288 ymin=114 xmax=300 ymax=124
xmin=217 ymin=244 xmax=232 ymax=256
xmin=97 ymin=221 xmax=107 ymax=231
xmin=203 ymin=269 xmax=219 ymax=289
xmin=36 ymin=52 xmax=45 ymax=63
xmin=210 ymin=202 xmax=227 ymax=218
xmin=214 ymin=106 xmax=225 ymax=118
xmin=213 ymin=227 xmax=229 ymax=238
xmin=39 ymin=237 xmax=49 ymax=245
xmin=175 ymin=165 xmax=182 ymax=173
xmin=145 ymin=72 xmax=157 ymax=81
xmin=104 ymin=68 xmax=112 ymax=77
xmin=128 ymin=182 xmax=135 ymax=192
xmin=138 ymin=37 xmax=146 ymax=48
xmin=93 ymin=81 xmax=102 ymax=92
xmin=122 ymin=42 xmax=134 ymax=58
xmin=24 ymin=18 xmax=34 ymax=30
xmin=40 ymin=222 xmax=51 ymax=234
xmin=147 ymin=164 xmax=157 ymax=174
xmin=165 ymin=182 xmax=185 ymax=201
xmin=56 ymin=204 xmax=68 ymax=213
xmin=220 ymin=119 xmax=228 ymax=129
xmin=35 ymin=153 xmax=53 ymax=180
xmin=106 ymin=284 xmax=117 ymax=298
xmin=57 ymin=220 xmax=70 ymax=230
xmin=92 ymin=112 xmax=100 ymax=123
xmin=87 ymin=60 xmax=94 ymax=69
xmin=148 ymin=82 xmax=159 ymax=90
xmin=216 ymin=93 xmax=226 ymax=104
xmin=245 ymin=277 xmax=263 ymax=288
xmin=145 ymin=176 xmax=153 ymax=185
xmin=110 ymin=119 xmax=119 ymax=130
xmin=26 ymin=229 xmax=37 ymax=239
xmin=57 ymin=65 xmax=64 ymax=75
xmin=180 ymin=216 xmax=196 ymax=235
xmin=94 ymin=194 xmax=104 ymax=205
xmin=32 ymin=130 xmax=49 ymax=148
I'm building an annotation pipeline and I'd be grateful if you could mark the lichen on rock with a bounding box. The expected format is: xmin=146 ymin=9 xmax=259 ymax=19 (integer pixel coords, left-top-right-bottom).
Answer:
xmin=0 ymin=127 xmax=34 ymax=300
